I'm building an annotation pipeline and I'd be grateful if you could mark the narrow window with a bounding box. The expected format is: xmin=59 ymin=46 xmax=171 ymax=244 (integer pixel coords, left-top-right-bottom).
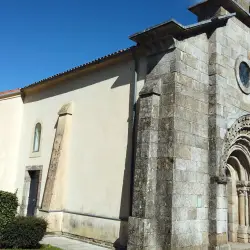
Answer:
xmin=33 ymin=123 xmax=41 ymax=152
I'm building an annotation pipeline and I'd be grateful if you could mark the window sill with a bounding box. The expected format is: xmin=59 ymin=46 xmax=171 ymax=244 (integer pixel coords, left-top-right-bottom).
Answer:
xmin=29 ymin=151 xmax=41 ymax=158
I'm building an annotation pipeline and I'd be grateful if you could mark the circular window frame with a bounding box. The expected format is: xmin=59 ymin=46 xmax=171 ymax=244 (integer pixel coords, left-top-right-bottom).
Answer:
xmin=235 ymin=55 xmax=250 ymax=95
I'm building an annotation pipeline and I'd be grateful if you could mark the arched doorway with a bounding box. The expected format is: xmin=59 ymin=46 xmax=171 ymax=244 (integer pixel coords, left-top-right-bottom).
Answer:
xmin=223 ymin=116 xmax=250 ymax=243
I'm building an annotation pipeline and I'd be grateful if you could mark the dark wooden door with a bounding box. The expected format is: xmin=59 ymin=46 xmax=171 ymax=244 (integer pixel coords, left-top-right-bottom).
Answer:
xmin=27 ymin=171 xmax=39 ymax=216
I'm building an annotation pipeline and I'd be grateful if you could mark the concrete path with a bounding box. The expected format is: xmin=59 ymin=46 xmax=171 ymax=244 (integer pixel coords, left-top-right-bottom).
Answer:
xmin=41 ymin=236 xmax=109 ymax=250
xmin=42 ymin=238 xmax=250 ymax=250
xmin=230 ymin=242 xmax=250 ymax=249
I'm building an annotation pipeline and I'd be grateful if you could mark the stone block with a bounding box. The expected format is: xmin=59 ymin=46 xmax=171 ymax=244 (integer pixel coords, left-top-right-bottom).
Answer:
xmin=174 ymin=104 xmax=208 ymax=125
xmin=191 ymin=147 xmax=208 ymax=163
xmin=175 ymin=144 xmax=191 ymax=160
xmin=173 ymin=182 xmax=204 ymax=195
xmin=209 ymin=233 xmax=228 ymax=246
xmin=161 ymin=94 xmax=175 ymax=107
xmin=216 ymin=209 xmax=227 ymax=221
xmin=197 ymin=208 xmax=209 ymax=220
xmin=175 ymin=130 xmax=192 ymax=145
xmin=174 ymin=158 xmax=193 ymax=171
xmin=196 ymin=161 xmax=209 ymax=174
xmin=176 ymin=40 xmax=208 ymax=63
xmin=160 ymin=105 xmax=174 ymax=118
xmin=176 ymin=72 xmax=208 ymax=91
xmin=174 ymin=170 xmax=196 ymax=182
xmin=172 ymin=194 xmax=197 ymax=208
xmin=159 ymin=117 xmax=174 ymax=131
xmin=196 ymin=173 xmax=210 ymax=184
xmin=174 ymin=117 xmax=192 ymax=133
xmin=195 ymin=135 xmax=209 ymax=150
xmin=217 ymin=220 xmax=227 ymax=234
xmin=209 ymin=64 xmax=228 ymax=78
xmin=132 ymin=191 xmax=146 ymax=217
xmin=139 ymin=142 xmax=158 ymax=158
xmin=217 ymin=197 xmax=227 ymax=209
xmin=138 ymin=117 xmax=159 ymax=131
xmin=228 ymin=223 xmax=238 ymax=232
xmin=172 ymin=207 xmax=188 ymax=221
xmin=156 ymin=179 xmax=173 ymax=196
xmin=187 ymin=208 xmax=198 ymax=220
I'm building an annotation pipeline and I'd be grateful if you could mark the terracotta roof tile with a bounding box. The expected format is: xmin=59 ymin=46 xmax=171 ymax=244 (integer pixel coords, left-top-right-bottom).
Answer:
xmin=0 ymin=88 xmax=20 ymax=96
xmin=23 ymin=46 xmax=135 ymax=90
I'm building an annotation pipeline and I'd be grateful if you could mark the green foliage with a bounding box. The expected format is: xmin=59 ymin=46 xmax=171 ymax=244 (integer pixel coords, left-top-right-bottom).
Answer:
xmin=0 ymin=191 xmax=18 ymax=231
xmin=1 ymin=216 xmax=48 ymax=249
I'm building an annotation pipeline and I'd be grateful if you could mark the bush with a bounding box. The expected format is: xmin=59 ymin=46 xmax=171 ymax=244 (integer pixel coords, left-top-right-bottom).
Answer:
xmin=0 ymin=191 xmax=18 ymax=231
xmin=0 ymin=216 xmax=48 ymax=249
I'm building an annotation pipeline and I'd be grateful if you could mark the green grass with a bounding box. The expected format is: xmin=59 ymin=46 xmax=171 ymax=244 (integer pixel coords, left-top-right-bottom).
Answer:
xmin=5 ymin=245 xmax=62 ymax=250
xmin=41 ymin=245 xmax=62 ymax=250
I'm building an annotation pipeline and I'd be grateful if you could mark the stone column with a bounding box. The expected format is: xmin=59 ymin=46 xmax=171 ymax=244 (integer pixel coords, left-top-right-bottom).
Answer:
xmin=237 ymin=188 xmax=248 ymax=243
xmin=248 ymin=188 xmax=250 ymax=242
xmin=246 ymin=191 xmax=249 ymax=227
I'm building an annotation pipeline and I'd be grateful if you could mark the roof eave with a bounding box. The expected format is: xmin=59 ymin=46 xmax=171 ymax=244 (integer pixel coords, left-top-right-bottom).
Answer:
xmin=0 ymin=89 xmax=21 ymax=100
xmin=22 ymin=46 xmax=136 ymax=93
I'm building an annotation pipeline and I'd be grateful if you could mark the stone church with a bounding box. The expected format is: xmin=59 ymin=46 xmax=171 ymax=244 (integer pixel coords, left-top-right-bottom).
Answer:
xmin=2 ymin=0 xmax=250 ymax=249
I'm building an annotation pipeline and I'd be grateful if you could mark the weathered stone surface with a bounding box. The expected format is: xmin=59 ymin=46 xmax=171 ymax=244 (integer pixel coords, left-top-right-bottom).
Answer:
xmin=128 ymin=2 xmax=250 ymax=249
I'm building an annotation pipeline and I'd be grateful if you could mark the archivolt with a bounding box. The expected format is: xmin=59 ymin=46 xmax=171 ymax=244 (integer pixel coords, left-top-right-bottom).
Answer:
xmin=221 ymin=115 xmax=250 ymax=178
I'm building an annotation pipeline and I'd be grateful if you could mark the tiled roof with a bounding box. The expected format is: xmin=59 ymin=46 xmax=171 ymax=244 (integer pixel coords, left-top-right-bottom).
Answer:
xmin=14 ymin=11 xmax=237 ymax=92
xmin=0 ymin=88 xmax=20 ymax=97
xmin=23 ymin=46 xmax=135 ymax=90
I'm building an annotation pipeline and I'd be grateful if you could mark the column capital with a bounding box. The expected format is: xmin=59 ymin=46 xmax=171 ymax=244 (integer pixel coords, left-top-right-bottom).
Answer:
xmin=238 ymin=187 xmax=247 ymax=196
xmin=237 ymin=180 xmax=248 ymax=188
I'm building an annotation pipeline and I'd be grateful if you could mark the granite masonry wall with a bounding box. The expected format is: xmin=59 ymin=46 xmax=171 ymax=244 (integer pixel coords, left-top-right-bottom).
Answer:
xmin=171 ymin=34 xmax=210 ymax=249
xmin=128 ymin=33 xmax=212 ymax=249
xmin=128 ymin=45 xmax=177 ymax=249
xmin=128 ymin=14 xmax=250 ymax=249
xmin=208 ymin=15 xmax=250 ymax=245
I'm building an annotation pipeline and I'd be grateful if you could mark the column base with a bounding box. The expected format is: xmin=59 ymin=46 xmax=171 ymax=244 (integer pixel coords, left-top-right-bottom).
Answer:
xmin=238 ymin=226 xmax=248 ymax=243
xmin=209 ymin=244 xmax=231 ymax=250
xmin=248 ymin=227 xmax=250 ymax=242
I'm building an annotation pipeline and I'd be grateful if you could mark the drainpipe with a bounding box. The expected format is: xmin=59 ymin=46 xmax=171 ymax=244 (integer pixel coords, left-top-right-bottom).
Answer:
xmin=130 ymin=48 xmax=139 ymax=216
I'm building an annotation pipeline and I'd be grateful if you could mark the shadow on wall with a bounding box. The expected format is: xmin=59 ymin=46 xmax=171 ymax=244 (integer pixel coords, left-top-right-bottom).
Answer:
xmin=23 ymin=57 xmax=145 ymax=248
xmin=113 ymin=57 xmax=146 ymax=249
xmin=113 ymin=51 xmax=171 ymax=249
xmin=23 ymin=59 xmax=138 ymax=103
xmin=114 ymin=98 xmax=140 ymax=250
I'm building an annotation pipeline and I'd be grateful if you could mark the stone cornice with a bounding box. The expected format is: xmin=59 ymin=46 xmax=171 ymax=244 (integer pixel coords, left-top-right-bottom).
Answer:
xmin=129 ymin=14 xmax=234 ymax=47
xmin=189 ymin=0 xmax=250 ymax=27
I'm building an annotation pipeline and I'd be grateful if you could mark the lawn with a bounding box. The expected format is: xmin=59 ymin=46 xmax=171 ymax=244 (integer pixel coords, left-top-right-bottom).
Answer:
xmin=5 ymin=245 xmax=62 ymax=250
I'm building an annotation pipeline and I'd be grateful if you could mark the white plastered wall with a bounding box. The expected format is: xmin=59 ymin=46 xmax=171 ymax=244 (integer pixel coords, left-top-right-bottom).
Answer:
xmin=15 ymin=56 xmax=146 ymax=244
xmin=0 ymin=95 xmax=23 ymax=193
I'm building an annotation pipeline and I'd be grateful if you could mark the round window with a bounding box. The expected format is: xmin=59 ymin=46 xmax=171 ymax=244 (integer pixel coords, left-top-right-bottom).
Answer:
xmin=235 ymin=56 xmax=250 ymax=95
xmin=239 ymin=62 xmax=250 ymax=87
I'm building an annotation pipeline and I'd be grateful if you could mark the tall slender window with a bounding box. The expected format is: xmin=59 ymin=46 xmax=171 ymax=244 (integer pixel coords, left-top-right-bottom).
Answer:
xmin=33 ymin=123 xmax=41 ymax=152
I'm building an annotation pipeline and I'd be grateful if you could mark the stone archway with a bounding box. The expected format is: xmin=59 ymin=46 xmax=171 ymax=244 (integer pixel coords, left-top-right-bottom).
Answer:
xmin=222 ymin=115 xmax=250 ymax=243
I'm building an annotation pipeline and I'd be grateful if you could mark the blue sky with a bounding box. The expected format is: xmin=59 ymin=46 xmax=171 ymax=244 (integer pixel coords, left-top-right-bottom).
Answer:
xmin=0 ymin=0 xmax=198 ymax=91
